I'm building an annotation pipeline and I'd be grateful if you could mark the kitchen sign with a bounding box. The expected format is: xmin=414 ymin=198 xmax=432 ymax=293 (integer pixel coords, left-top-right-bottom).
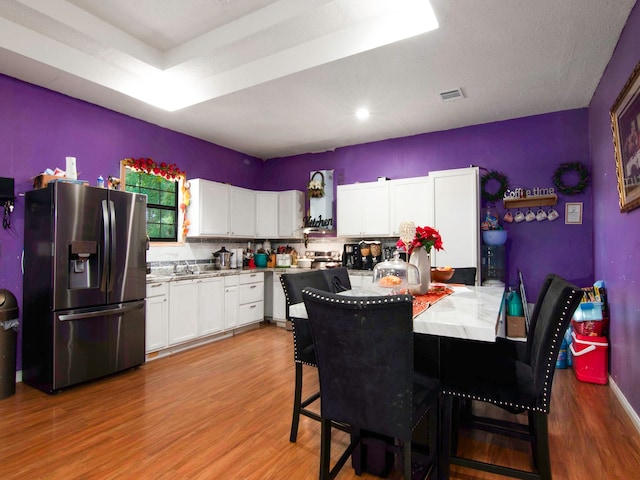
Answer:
xmin=306 ymin=169 xmax=334 ymax=231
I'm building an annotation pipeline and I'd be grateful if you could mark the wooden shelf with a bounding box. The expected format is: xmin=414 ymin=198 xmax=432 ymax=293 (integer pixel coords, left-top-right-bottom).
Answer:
xmin=503 ymin=194 xmax=557 ymax=209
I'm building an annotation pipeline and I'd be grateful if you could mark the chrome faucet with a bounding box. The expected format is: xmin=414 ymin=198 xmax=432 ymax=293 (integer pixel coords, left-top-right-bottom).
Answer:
xmin=184 ymin=260 xmax=194 ymax=274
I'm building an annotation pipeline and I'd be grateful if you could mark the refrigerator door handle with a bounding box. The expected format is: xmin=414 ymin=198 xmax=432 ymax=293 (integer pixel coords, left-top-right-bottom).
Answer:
xmin=101 ymin=199 xmax=110 ymax=292
xmin=108 ymin=200 xmax=117 ymax=292
xmin=58 ymin=302 xmax=144 ymax=321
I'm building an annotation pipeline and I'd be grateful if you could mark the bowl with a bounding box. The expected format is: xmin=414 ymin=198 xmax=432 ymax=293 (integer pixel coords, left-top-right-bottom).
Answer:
xmin=431 ymin=267 xmax=455 ymax=283
xmin=297 ymin=258 xmax=312 ymax=269
xmin=254 ymin=253 xmax=268 ymax=268
xmin=482 ymin=230 xmax=508 ymax=246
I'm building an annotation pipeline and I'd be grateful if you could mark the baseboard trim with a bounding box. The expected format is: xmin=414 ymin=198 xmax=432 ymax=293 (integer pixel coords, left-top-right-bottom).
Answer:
xmin=609 ymin=376 xmax=640 ymax=435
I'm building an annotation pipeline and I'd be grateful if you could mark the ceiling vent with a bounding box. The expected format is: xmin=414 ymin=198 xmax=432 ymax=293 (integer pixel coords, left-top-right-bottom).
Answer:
xmin=439 ymin=88 xmax=465 ymax=102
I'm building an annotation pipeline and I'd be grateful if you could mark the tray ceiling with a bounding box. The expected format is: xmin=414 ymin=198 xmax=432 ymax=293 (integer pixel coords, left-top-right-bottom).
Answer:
xmin=0 ymin=0 xmax=635 ymax=159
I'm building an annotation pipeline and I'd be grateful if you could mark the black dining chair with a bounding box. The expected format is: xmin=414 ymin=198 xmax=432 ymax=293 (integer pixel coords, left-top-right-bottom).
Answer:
xmin=494 ymin=273 xmax=557 ymax=364
xmin=439 ymin=274 xmax=582 ymax=480
xmin=280 ymin=270 xmax=338 ymax=443
xmin=303 ymin=287 xmax=440 ymax=480
xmin=444 ymin=267 xmax=477 ymax=286
xmin=319 ymin=266 xmax=352 ymax=293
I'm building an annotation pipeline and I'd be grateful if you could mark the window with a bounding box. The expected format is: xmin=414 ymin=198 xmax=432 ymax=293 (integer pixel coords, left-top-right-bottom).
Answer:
xmin=120 ymin=159 xmax=185 ymax=243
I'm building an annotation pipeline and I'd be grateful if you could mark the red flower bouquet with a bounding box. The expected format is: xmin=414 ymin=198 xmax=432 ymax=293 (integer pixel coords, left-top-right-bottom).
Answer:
xmin=396 ymin=225 xmax=443 ymax=255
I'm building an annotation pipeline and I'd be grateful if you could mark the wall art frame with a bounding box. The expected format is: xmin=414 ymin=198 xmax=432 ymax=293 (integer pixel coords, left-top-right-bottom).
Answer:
xmin=565 ymin=202 xmax=583 ymax=225
xmin=611 ymin=60 xmax=640 ymax=213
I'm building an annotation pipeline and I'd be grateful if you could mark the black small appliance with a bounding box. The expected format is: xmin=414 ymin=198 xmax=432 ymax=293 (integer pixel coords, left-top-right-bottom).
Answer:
xmin=342 ymin=243 xmax=362 ymax=269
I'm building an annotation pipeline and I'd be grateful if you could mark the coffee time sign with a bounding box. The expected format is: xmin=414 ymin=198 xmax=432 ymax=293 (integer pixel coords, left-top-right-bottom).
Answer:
xmin=504 ymin=187 xmax=556 ymax=199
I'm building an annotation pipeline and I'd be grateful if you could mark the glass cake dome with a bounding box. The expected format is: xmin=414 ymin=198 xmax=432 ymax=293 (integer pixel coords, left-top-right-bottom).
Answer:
xmin=372 ymin=250 xmax=420 ymax=294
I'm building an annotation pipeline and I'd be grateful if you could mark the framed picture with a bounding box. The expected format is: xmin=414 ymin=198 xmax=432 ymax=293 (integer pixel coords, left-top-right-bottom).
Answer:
xmin=611 ymin=60 xmax=640 ymax=212
xmin=565 ymin=202 xmax=583 ymax=225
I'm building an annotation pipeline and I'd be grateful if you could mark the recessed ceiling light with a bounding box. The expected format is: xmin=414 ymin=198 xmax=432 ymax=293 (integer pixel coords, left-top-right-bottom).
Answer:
xmin=356 ymin=108 xmax=370 ymax=120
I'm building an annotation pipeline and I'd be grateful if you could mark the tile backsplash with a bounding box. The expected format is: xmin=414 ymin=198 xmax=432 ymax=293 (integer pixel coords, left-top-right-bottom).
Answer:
xmin=147 ymin=236 xmax=399 ymax=267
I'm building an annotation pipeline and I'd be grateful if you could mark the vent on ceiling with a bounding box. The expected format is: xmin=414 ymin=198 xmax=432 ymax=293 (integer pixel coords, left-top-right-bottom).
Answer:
xmin=439 ymin=88 xmax=465 ymax=102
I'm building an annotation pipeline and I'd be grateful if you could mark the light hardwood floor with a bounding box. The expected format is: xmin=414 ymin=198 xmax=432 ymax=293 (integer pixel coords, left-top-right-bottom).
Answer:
xmin=1 ymin=323 xmax=639 ymax=479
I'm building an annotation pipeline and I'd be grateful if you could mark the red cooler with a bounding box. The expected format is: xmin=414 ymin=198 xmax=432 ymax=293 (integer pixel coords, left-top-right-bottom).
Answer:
xmin=570 ymin=331 xmax=608 ymax=385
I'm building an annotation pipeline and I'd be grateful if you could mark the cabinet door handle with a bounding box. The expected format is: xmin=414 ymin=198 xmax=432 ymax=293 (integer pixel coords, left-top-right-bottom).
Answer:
xmin=249 ymin=305 xmax=256 ymax=309
xmin=250 ymin=285 xmax=257 ymax=289
xmin=150 ymin=283 xmax=164 ymax=288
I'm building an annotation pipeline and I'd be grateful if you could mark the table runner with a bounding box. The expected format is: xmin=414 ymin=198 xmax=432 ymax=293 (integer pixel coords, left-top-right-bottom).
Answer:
xmin=412 ymin=284 xmax=454 ymax=318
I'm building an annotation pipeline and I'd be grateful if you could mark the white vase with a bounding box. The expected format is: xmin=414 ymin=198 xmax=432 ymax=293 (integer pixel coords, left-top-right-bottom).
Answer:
xmin=409 ymin=249 xmax=431 ymax=295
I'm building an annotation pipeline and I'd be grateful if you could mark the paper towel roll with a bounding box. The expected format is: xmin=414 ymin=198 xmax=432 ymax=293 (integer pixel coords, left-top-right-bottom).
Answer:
xmin=66 ymin=156 xmax=77 ymax=180
xmin=235 ymin=248 xmax=244 ymax=268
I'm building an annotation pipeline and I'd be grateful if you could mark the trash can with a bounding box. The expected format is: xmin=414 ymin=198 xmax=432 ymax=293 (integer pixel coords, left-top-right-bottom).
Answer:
xmin=0 ymin=289 xmax=19 ymax=400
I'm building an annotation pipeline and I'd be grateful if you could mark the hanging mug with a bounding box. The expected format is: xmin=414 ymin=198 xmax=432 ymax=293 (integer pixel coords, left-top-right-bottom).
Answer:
xmin=548 ymin=207 xmax=559 ymax=221
xmin=525 ymin=209 xmax=536 ymax=222
xmin=536 ymin=209 xmax=548 ymax=221
xmin=514 ymin=209 xmax=525 ymax=223
xmin=503 ymin=210 xmax=514 ymax=223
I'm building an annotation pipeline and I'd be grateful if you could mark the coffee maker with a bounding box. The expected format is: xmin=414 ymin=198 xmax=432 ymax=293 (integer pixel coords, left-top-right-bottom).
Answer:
xmin=342 ymin=243 xmax=362 ymax=269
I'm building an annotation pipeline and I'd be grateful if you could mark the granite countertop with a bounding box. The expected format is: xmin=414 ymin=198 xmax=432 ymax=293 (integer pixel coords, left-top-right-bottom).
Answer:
xmin=146 ymin=266 xmax=373 ymax=283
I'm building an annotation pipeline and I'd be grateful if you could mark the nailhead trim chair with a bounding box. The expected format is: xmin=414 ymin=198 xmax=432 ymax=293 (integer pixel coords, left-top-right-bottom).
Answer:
xmin=444 ymin=267 xmax=477 ymax=286
xmin=303 ymin=287 xmax=440 ymax=480
xmin=439 ymin=274 xmax=582 ymax=480
xmin=280 ymin=270 xmax=348 ymax=443
xmin=319 ymin=266 xmax=352 ymax=293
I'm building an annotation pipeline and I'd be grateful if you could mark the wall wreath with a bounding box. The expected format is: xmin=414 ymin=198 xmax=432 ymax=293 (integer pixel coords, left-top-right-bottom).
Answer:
xmin=552 ymin=162 xmax=590 ymax=196
xmin=481 ymin=170 xmax=509 ymax=203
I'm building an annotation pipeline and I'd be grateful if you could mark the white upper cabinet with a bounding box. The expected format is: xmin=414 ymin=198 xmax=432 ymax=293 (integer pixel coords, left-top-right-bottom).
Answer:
xmin=255 ymin=192 xmax=279 ymax=239
xmin=337 ymin=182 xmax=390 ymax=237
xmin=188 ymin=179 xmax=230 ymax=236
xmin=188 ymin=179 xmax=301 ymax=239
xmin=278 ymin=190 xmax=304 ymax=238
xmin=389 ymin=176 xmax=430 ymax=235
xmin=428 ymin=167 xmax=480 ymax=277
xmin=229 ymin=186 xmax=256 ymax=238
xmin=229 ymin=185 xmax=256 ymax=237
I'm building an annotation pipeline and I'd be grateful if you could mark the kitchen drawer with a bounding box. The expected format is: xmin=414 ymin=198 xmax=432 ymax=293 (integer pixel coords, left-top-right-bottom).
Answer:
xmin=225 ymin=275 xmax=239 ymax=287
xmin=238 ymin=301 xmax=264 ymax=325
xmin=146 ymin=282 xmax=168 ymax=297
xmin=239 ymin=282 xmax=264 ymax=304
xmin=239 ymin=272 xmax=263 ymax=284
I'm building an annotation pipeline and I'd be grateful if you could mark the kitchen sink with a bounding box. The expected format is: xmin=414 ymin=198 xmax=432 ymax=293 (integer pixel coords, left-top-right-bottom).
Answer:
xmin=170 ymin=271 xmax=201 ymax=277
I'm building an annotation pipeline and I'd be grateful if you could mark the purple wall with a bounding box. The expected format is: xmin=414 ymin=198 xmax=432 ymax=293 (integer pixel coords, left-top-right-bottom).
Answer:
xmin=0 ymin=62 xmax=599 ymax=391
xmin=265 ymin=109 xmax=594 ymax=298
xmin=589 ymin=2 xmax=640 ymax=414
xmin=0 ymin=74 xmax=264 ymax=369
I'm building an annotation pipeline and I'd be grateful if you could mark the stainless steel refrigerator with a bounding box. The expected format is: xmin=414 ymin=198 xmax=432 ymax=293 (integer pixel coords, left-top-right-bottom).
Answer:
xmin=23 ymin=182 xmax=147 ymax=393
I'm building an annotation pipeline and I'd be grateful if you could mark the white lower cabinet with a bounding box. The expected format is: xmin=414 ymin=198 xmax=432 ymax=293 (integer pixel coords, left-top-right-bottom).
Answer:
xmin=146 ymin=282 xmax=168 ymax=353
xmin=238 ymin=272 xmax=264 ymax=326
xmin=155 ymin=271 xmax=265 ymax=351
xmin=272 ymin=272 xmax=286 ymax=323
xmin=198 ymin=277 xmax=225 ymax=336
xmin=224 ymin=276 xmax=239 ymax=330
xmin=168 ymin=276 xmax=225 ymax=346
xmin=168 ymin=279 xmax=199 ymax=345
